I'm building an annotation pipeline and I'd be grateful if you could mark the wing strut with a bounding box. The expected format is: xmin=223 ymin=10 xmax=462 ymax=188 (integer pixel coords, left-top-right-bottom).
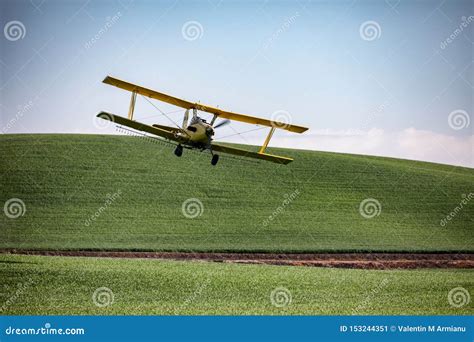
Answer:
xmin=258 ymin=127 xmax=276 ymax=154
xmin=128 ymin=91 xmax=137 ymax=120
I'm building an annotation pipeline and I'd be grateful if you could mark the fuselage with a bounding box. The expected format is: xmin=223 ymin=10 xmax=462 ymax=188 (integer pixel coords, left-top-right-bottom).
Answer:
xmin=181 ymin=117 xmax=214 ymax=145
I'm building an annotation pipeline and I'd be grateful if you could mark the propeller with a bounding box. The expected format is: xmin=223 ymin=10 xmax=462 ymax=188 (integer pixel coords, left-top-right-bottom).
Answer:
xmin=213 ymin=119 xmax=230 ymax=129
xmin=182 ymin=109 xmax=190 ymax=129
xmin=206 ymin=119 xmax=230 ymax=141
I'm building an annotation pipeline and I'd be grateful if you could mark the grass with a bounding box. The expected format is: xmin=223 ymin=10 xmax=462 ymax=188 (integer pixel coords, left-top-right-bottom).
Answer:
xmin=0 ymin=254 xmax=472 ymax=315
xmin=1 ymin=134 xmax=473 ymax=252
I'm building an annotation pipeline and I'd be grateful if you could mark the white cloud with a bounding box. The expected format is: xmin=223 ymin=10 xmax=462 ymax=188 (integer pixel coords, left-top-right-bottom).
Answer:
xmin=222 ymin=127 xmax=474 ymax=168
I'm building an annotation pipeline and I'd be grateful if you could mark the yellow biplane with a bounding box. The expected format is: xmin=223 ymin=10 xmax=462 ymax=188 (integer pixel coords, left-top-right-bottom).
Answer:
xmin=97 ymin=76 xmax=308 ymax=165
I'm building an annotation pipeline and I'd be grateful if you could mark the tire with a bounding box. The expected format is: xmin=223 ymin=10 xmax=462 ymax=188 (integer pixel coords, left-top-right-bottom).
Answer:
xmin=211 ymin=154 xmax=219 ymax=166
xmin=174 ymin=145 xmax=183 ymax=157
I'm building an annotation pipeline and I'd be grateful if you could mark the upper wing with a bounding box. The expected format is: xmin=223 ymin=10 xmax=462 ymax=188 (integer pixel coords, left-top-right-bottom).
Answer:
xmin=103 ymin=76 xmax=308 ymax=133
xmin=196 ymin=105 xmax=308 ymax=134
xmin=97 ymin=112 xmax=185 ymax=143
xmin=103 ymin=76 xmax=193 ymax=109
xmin=211 ymin=143 xmax=293 ymax=164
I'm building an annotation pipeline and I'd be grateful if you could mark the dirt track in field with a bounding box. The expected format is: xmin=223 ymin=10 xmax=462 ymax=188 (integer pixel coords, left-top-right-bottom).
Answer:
xmin=2 ymin=249 xmax=474 ymax=269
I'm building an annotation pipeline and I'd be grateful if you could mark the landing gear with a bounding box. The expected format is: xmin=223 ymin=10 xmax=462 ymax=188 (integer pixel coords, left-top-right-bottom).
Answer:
xmin=174 ymin=144 xmax=183 ymax=157
xmin=211 ymin=154 xmax=219 ymax=166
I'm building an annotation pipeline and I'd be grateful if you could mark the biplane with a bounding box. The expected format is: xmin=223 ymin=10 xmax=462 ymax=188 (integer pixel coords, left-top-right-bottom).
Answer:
xmin=97 ymin=76 xmax=308 ymax=165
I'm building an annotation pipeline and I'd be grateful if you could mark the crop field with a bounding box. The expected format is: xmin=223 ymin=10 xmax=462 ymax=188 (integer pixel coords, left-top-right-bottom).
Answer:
xmin=1 ymin=134 xmax=473 ymax=315
xmin=1 ymin=134 xmax=473 ymax=252
xmin=0 ymin=254 xmax=472 ymax=315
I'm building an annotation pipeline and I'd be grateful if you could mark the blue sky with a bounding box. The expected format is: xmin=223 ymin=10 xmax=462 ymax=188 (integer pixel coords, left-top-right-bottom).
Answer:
xmin=1 ymin=0 xmax=473 ymax=166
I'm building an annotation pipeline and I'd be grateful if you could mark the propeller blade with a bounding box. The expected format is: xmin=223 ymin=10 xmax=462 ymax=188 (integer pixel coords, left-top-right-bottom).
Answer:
xmin=182 ymin=109 xmax=189 ymax=129
xmin=214 ymin=119 xmax=230 ymax=129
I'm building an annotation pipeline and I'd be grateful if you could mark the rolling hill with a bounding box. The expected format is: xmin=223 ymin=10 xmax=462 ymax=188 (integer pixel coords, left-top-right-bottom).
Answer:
xmin=1 ymin=134 xmax=473 ymax=252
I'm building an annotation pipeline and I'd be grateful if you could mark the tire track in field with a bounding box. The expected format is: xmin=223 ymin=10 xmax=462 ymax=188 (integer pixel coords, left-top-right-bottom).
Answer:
xmin=1 ymin=249 xmax=473 ymax=269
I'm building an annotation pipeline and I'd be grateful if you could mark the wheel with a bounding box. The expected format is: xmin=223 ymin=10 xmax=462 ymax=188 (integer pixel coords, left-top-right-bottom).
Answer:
xmin=174 ymin=145 xmax=183 ymax=157
xmin=211 ymin=154 xmax=219 ymax=166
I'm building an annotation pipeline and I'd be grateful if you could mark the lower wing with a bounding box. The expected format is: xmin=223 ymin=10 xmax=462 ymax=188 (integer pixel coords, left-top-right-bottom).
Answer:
xmin=211 ymin=143 xmax=293 ymax=164
xmin=96 ymin=112 xmax=184 ymax=143
xmin=96 ymin=112 xmax=293 ymax=164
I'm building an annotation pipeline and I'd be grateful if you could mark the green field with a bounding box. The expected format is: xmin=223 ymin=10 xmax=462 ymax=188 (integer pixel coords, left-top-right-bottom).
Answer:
xmin=0 ymin=254 xmax=472 ymax=315
xmin=1 ymin=134 xmax=473 ymax=315
xmin=1 ymin=134 xmax=473 ymax=252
